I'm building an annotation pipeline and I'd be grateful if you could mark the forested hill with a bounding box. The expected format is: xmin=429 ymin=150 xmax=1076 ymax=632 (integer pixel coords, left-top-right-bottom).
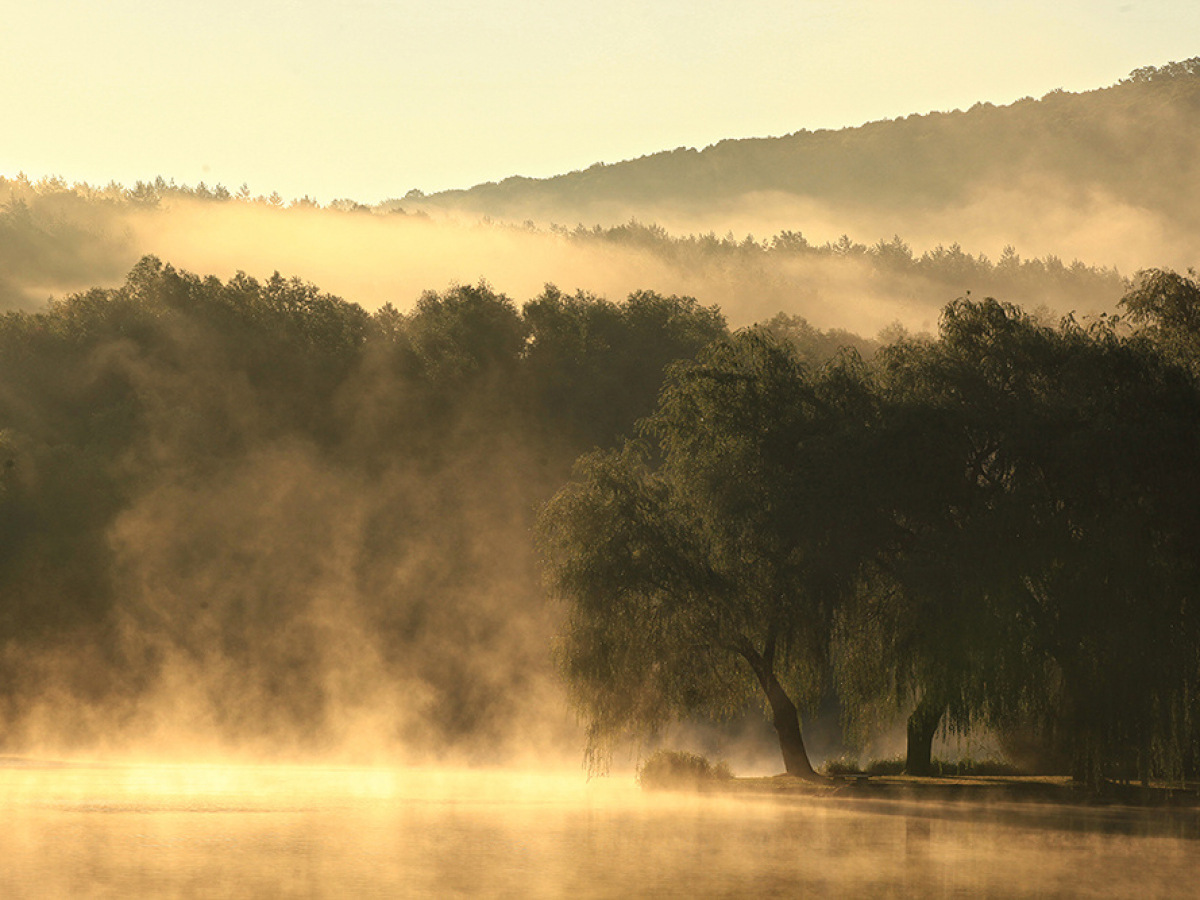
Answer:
xmin=406 ymin=59 xmax=1200 ymax=228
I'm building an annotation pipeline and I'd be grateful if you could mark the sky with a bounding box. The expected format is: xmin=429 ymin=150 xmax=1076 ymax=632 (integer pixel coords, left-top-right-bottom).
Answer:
xmin=3 ymin=0 xmax=1199 ymax=205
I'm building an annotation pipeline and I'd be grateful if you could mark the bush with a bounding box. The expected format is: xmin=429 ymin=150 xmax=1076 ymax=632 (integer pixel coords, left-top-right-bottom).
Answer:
xmin=823 ymin=756 xmax=863 ymax=776
xmin=852 ymin=756 xmax=1023 ymax=776
xmin=637 ymin=750 xmax=734 ymax=791
xmin=866 ymin=757 xmax=907 ymax=776
xmin=937 ymin=758 xmax=1023 ymax=776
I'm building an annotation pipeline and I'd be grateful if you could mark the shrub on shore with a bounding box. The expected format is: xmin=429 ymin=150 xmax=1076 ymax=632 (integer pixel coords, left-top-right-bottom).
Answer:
xmin=823 ymin=756 xmax=1024 ymax=777
xmin=637 ymin=750 xmax=734 ymax=790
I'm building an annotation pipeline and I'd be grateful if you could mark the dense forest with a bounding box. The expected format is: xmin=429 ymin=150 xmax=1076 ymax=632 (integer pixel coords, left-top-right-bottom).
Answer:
xmin=542 ymin=268 xmax=1200 ymax=785
xmin=0 ymin=257 xmax=731 ymax=759
xmin=4 ymin=57 xmax=1200 ymax=779
xmin=0 ymin=252 xmax=1198 ymax=787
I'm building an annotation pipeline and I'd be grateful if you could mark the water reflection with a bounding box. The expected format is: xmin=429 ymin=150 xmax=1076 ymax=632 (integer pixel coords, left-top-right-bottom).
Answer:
xmin=0 ymin=762 xmax=1194 ymax=898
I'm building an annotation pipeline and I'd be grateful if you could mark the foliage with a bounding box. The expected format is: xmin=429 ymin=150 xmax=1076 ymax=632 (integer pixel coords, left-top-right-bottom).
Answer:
xmin=2 ymin=250 xmax=1200 ymax=785
xmin=1124 ymin=58 xmax=1200 ymax=83
xmin=821 ymin=756 xmax=864 ymax=777
xmin=637 ymin=749 xmax=733 ymax=790
xmin=540 ymin=330 xmax=886 ymax=776
xmin=0 ymin=256 xmax=735 ymax=754
xmin=546 ymin=287 xmax=1200 ymax=784
xmin=555 ymin=222 xmax=1126 ymax=316
xmin=1120 ymin=267 xmax=1200 ymax=371
xmin=523 ymin=285 xmax=726 ymax=448
xmin=824 ymin=756 xmax=1022 ymax=777
xmin=836 ymin=295 xmax=1200 ymax=784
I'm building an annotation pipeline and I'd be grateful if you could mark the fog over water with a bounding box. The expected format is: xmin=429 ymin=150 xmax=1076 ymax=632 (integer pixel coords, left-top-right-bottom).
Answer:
xmin=3 ymin=65 xmax=1200 ymax=898
xmin=0 ymin=175 xmax=1188 ymax=768
xmin=2 ymin=763 xmax=1196 ymax=899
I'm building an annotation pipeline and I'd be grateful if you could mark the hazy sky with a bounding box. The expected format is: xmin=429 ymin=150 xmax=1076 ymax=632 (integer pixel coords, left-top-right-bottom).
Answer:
xmin=4 ymin=0 xmax=1198 ymax=204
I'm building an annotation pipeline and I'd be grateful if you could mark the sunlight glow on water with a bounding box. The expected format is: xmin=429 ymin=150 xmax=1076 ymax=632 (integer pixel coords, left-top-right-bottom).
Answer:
xmin=0 ymin=762 xmax=1195 ymax=898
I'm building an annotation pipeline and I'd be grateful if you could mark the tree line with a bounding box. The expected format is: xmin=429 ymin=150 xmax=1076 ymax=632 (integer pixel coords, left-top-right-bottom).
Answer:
xmin=540 ymin=268 xmax=1200 ymax=785
xmin=2 ymin=254 xmax=1198 ymax=782
xmin=0 ymin=256 xmax=728 ymax=755
xmin=1 ymin=175 xmax=1123 ymax=304
xmin=554 ymin=221 xmax=1125 ymax=314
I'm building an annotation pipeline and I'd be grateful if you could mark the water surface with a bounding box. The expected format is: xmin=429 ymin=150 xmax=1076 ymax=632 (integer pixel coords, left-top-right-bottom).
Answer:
xmin=1 ymin=762 xmax=1193 ymax=898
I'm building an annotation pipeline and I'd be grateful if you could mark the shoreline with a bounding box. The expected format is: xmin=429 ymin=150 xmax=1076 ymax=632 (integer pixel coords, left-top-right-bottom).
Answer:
xmin=709 ymin=773 xmax=1200 ymax=808
xmin=640 ymin=773 xmax=1200 ymax=839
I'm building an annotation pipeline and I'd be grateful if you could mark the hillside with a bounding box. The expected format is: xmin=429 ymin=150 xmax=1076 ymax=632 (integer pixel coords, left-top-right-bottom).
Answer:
xmin=407 ymin=60 xmax=1200 ymax=236
xmin=4 ymin=60 xmax=1196 ymax=330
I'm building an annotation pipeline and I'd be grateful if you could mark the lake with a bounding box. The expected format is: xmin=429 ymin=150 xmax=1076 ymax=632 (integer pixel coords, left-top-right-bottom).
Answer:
xmin=1 ymin=762 xmax=1194 ymax=898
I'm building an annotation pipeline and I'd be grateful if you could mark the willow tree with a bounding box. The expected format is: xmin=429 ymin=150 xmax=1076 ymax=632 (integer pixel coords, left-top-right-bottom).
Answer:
xmin=835 ymin=300 xmax=1073 ymax=774
xmin=538 ymin=331 xmax=885 ymax=778
xmin=1120 ymin=267 xmax=1200 ymax=366
xmin=838 ymin=298 xmax=1200 ymax=783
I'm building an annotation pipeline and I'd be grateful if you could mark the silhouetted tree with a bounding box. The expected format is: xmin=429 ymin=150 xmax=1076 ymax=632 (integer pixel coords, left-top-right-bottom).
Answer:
xmin=523 ymin=285 xmax=727 ymax=449
xmin=1120 ymin=267 xmax=1200 ymax=369
xmin=838 ymin=298 xmax=1200 ymax=782
xmin=540 ymin=331 xmax=885 ymax=777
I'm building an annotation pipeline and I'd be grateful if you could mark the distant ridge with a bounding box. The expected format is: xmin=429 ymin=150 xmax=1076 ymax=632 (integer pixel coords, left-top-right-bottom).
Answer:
xmin=404 ymin=60 xmax=1200 ymax=229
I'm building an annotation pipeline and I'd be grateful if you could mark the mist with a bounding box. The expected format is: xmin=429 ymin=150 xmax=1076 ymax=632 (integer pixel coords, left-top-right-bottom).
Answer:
xmin=6 ymin=34 xmax=1200 ymax=900
xmin=2 ymin=353 xmax=564 ymax=766
xmin=0 ymin=254 xmax=748 ymax=768
xmin=0 ymin=175 xmax=1170 ymax=769
xmin=2 ymin=64 xmax=1198 ymax=777
xmin=0 ymin=184 xmax=1134 ymax=341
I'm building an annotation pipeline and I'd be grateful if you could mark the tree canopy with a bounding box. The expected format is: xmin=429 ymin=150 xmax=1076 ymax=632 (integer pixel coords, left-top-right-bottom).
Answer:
xmin=540 ymin=331 xmax=887 ymax=777
xmin=542 ymin=289 xmax=1200 ymax=783
xmin=2 ymin=251 xmax=1199 ymax=783
xmin=0 ymin=256 xmax=731 ymax=756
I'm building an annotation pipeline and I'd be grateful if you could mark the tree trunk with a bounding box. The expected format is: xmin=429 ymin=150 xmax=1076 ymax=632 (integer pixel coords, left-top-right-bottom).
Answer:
xmin=1071 ymin=744 xmax=1101 ymax=790
xmin=905 ymin=694 xmax=944 ymax=776
xmin=763 ymin=673 xmax=820 ymax=779
xmin=739 ymin=641 xmax=821 ymax=779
